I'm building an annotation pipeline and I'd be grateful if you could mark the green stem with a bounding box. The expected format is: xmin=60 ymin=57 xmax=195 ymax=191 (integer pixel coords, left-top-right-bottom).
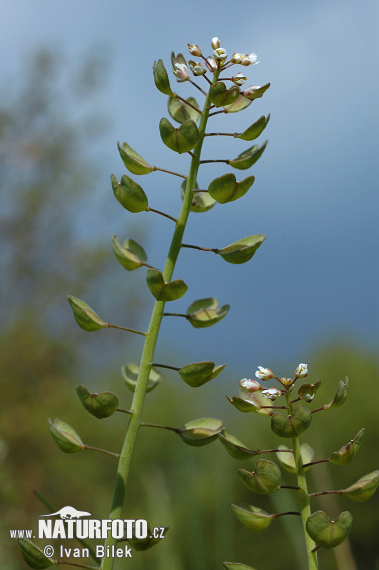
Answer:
xmin=287 ymin=392 xmax=319 ymax=570
xmin=99 ymin=68 xmax=221 ymax=570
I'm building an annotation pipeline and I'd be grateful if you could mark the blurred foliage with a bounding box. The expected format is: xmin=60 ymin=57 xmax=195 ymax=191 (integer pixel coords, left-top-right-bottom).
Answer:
xmin=0 ymin=50 xmax=378 ymax=570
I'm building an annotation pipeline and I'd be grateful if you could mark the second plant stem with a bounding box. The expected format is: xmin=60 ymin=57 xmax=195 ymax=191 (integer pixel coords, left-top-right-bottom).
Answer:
xmin=99 ymin=70 xmax=220 ymax=570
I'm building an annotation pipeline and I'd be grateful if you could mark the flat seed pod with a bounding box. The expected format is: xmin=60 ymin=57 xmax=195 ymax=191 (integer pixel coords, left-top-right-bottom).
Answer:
xmin=226 ymin=395 xmax=261 ymax=414
xmin=168 ymin=96 xmax=201 ymax=124
xmin=329 ymin=428 xmax=365 ymax=466
xmin=223 ymin=564 xmax=257 ymax=570
xmin=159 ymin=117 xmax=200 ymax=154
xmin=18 ymin=538 xmax=56 ymax=569
xmin=324 ymin=377 xmax=349 ymax=409
xmin=218 ymin=429 xmax=258 ymax=460
xmin=238 ymin=460 xmax=281 ymax=495
xmin=112 ymin=235 xmax=147 ymax=271
xmin=76 ymin=385 xmax=119 ymax=419
xmin=271 ymin=404 xmax=312 ymax=439
xmin=128 ymin=526 xmax=168 ymax=551
xmin=68 ymin=296 xmax=107 ymax=331
xmin=117 ymin=142 xmax=154 ymax=175
xmin=121 ymin=363 xmax=161 ymax=393
xmin=217 ymin=235 xmax=266 ymax=264
xmin=208 ymin=173 xmax=255 ymax=204
xmin=231 ymin=503 xmax=273 ymax=532
xmin=306 ymin=511 xmax=353 ymax=549
xmin=111 ymin=174 xmax=148 ymax=213
xmin=223 ymin=95 xmax=252 ymax=113
xmin=343 ymin=471 xmax=379 ymax=502
xmin=238 ymin=115 xmax=270 ymax=141
xmin=178 ymin=361 xmax=225 ymax=387
xmin=179 ymin=418 xmax=223 ymax=446
xmin=229 ymin=141 xmax=268 ymax=170
xmin=153 ymin=59 xmax=173 ymax=96
xmin=187 ymin=297 xmax=230 ymax=328
xmin=298 ymin=380 xmax=321 ymax=402
xmin=209 ymin=82 xmax=240 ymax=107
xmin=49 ymin=418 xmax=84 ymax=453
xmin=276 ymin=443 xmax=314 ymax=473
xmin=146 ymin=268 xmax=188 ymax=301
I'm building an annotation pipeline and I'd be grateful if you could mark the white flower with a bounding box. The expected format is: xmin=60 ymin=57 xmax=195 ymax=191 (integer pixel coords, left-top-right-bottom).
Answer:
xmin=213 ymin=47 xmax=227 ymax=62
xmin=295 ymin=363 xmax=308 ymax=378
xmin=189 ymin=60 xmax=206 ymax=76
xmin=231 ymin=52 xmax=243 ymax=64
xmin=232 ymin=72 xmax=247 ymax=86
xmin=262 ymin=388 xmax=282 ymax=401
xmin=187 ymin=43 xmax=202 ymax=57
xmin=172 ymin=63 xmax=190 ymax=82
xmin=205 ymin=57 xmax=218 ymax=72
xmin=211 ymin=37 xmax=221 ymax=50
xmin=239 ymin=378 xmax=261 ymax=392
xmin=241 ymin=52 xmax=259 ymax=66
xmin=255 ymin=366 xmax=274 ymax=381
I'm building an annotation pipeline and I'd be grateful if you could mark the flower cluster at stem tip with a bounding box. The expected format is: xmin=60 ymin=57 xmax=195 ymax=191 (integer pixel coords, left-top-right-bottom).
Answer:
xmin=171 ymin=36 xmax=260 ymax=96
xmin=239 ymin=363 xmax=309 ymax=401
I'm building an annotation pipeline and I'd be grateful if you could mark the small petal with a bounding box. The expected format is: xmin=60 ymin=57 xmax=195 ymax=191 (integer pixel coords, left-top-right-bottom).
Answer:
xmin=239 ymin=378 xmax=261 ymax=392
xmin=295 ymin=363 xmax=308 ymax=378
xmin=231 ymin=72 xmax=247 ymax=86
xmin=211 ymin=37 xmax=221 ymax=50
xmin=241 ymin=52 xmax=259 ymax=66
xmin=205 ymin=57 xmax=218 ymax=72
xmin=255 ymin=366 xmax=274 ymax=381
xmin=213 ymin=48 xmax=227 ymax=62
xmin=189 ymin=60 xmax=206 ymax=76
xmin=187 ymin=43 xmax=202 ymax=57
xmin=242 ymin=85 xmax=262 ymax=98
xmin=172 ymin=63 xmax=190 ymax=82
xmin=231 ymin=52 xmax=243 ymax=64
xmin=262 ymin=388 xmax=282 ymax=401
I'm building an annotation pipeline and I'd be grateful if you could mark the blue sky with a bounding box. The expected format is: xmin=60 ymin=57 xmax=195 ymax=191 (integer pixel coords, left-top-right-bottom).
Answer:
xmin=2 ymin=0 xmax=378 ymax=375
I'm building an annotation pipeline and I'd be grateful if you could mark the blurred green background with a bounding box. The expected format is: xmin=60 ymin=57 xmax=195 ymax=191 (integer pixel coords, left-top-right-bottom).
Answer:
xmin=1 ymin=2 xmax=378 ymax=569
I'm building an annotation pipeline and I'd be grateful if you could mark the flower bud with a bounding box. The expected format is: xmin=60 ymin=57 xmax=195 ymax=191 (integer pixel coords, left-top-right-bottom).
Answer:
xmin=211 ymin=37 xmax=221 ymax=49
xmin=262 ymin=387 xmax=282 ymax=401
xmin=281 ymin=377 xmax=293 ymax=388
xmin=255 ymin=366 xmax=274 ymax=381
xmin=241 ymin=52 xmax=259 ymax=66
xmin=239 ymin=378 xmax=262 ymax=392
xmin=189 ymin=60 xmax=206 ymax=76
xmin=213 ymin=48 xmax=227 ymax=63
xmin=172 ymin=63 xmax=190 ymax=82
xmin=295 ymin=363 xmax=308 ymax=378
xmin=231 ymin=72 xmax=247 ymax=86
xmin=205 ymin=57 xmax=217 ymax=72
xmin=231 ymin=52 xmax=243 ymax=64
xmin=242 ymin=85 xmax=262 ymax=99
xmin=187 ymin=43 xmax=202 ymax=57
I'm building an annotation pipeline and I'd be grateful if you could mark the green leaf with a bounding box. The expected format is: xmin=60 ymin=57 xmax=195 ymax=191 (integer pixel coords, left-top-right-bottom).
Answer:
xmin=324 ymin=377 xmax=349 ymax=409
xmin=271 ymin=404 xmax=312 ymax=439
xmin=159 ymin=118 xmax=200 ymax=154
xmin=276 ymin=443 xmax=314 ymax=473
xmin=238 ymin=460 xmax=281 ymax=495
xmin=112 ymin=235 xmax=147 ymax=271
xmin=121 ymin=363 xmax=161 ymax=393
xmin=298 ymin=380 xmax=321 ymax=403
xmin=179 ymin=418 xmax=223 ymax=446
xmin=181 ymin=180 xmax=216 ymax=213
xmin=217 ymin=235 xmax=266 ymax=264
xmin=218 ymin=429 xmax=258 ymax=460
xmin=329 ymin=429 xmax=365 ymax=466
xmin=209 ymin=82 xmax=240 ymax=107
xmin=231 ymin=503 xmax=273 ymax=532
xmin=223 ymin=95 xmax=252 ymax=113
xmin=238 ymin=115 xmax=270 ymax=141
xmin=153 ymin=59 xmax=173 ymax=96
xmin=243 ymin=83 xmax=270 ymax=101
xmin=178 ymin=361 xmax=225 ymax=387
xmin=187 ymin=297 xmax=230 ymax=328
xmin=49 ymin=418 xmax=84 ymax=453
xmin=146 ymin=268 xmax=188 ymax=301
xmin=18 ymin=538 xmax=55 ymax=569
xmin=111 ymin=174 xmax=148 ymax=213
xmin=223 ymin=563 xmax=257 ymax=570
xmin=67 ymin=296 xmax=107 ymax=331
xmin=76 ymin=385 xmax=119 ymax=419
xmin=168 ymin=96 xmax=201 ymax=124
xmin=117 ymin=141 xmax=154 ymax=175
xmin=343 ymin=470 xmax=379 ymax=502
xmin=208 ymin=173 xmax=255 ymax=204
xmin=306 ymin=511 xmax=353 ymax=549
xmin=229 ymin=141 xmax=268 ymax=170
